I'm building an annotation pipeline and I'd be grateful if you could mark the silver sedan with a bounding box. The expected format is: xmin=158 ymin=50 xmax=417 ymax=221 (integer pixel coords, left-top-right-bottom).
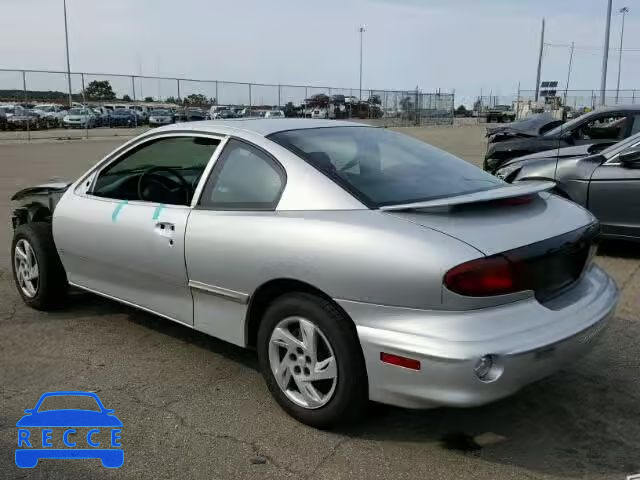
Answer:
xmin=10 ymin=119 xmax=618 ymax=428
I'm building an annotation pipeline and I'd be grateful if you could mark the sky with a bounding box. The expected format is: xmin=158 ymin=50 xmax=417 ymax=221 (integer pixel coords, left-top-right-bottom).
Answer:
xmin=1 ymin=0 xmax=639 ymax=106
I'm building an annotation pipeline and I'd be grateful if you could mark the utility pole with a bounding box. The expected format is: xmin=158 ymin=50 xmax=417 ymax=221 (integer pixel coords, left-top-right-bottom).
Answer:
xmin=564 ymin=41 xmax=575 ymax=107
xmin=63 ymin=0 xmax=73 ymax=106
xmin=359 ymin=25 xmax=366 ymax=100
xmin=534 ymin=18 xmax=545 ymax=102
xmin=600 ymin=0 xmax=613 ymax=106
xmin=616 ymin=7 xmax=629 ymax=103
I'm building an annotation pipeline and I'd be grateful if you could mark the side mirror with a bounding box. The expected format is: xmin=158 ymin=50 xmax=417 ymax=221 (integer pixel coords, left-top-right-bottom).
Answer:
xmin=619 ymin=147 xmax=640 ymax=168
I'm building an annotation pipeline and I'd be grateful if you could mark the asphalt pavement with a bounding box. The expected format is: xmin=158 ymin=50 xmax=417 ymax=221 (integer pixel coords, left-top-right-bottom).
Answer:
xmin=1 ymin=125 xmax=639 ymax=479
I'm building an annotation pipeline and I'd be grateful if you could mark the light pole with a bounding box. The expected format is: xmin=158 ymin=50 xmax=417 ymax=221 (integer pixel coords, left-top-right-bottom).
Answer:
xmin=599 ymin=0 xmax=613 ymax=106
xmin=616 ymin=7 xmax=629 ymax=103
xmin=359 ymin=25 xmax=366 ymax=100
xmin=63 ymin=0 xmax=73 ymax=107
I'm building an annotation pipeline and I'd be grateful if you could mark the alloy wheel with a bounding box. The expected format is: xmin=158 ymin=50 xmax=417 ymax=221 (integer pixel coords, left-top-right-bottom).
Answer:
xmin=268 ymin=316 xmax=338 ymax=409
xmin=14 ymin=239 xmax=39 ymax=298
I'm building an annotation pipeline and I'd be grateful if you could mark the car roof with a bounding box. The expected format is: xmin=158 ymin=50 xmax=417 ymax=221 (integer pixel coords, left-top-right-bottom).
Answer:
xmin=156 ymin=118 xmax=367 ymax=136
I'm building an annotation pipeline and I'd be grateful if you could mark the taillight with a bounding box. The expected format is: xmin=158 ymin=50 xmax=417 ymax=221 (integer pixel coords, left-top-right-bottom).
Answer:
xmin=444 ymin=255 xmax=522 ymax=297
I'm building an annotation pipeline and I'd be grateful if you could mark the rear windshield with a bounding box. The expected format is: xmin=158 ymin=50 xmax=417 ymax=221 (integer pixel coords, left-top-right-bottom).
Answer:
xmin=270 ymin=126 xmax=501 ymax=207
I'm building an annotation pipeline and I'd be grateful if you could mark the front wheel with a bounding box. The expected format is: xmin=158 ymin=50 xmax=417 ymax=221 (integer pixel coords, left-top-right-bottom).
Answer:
xmin=257 ymin=293 xmax=368 ymax=428
xmin=12 ymin=222 xmax=68 ymax=310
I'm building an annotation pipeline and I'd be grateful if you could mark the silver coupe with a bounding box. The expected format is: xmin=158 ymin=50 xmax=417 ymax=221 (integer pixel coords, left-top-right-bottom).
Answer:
xmin=10 ymin=119 xmax=619 ymax=428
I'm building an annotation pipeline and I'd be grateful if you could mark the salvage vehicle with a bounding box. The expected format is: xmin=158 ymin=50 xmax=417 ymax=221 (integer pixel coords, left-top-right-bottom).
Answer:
xmin=497 ymin=131 xmax=640 ymax=241
xmin=7 ymin=110 xmax=48 ymax=131
xmin=485 ymin=105 xmax=516 ymax=123
xmin=10 ymin=119 xmax=618 ymax=428
xmin=63 ymin=108 xmax=97 ymax=129
xmin=108 ymin=109 xmax=137 ymax=128
xmin=32 ymin=104 xmax=67 ymax=128
xmin=485 ymin=113 xmax=563 ymax=145
xmin=148 ymin=109 xmax=174 ymax=127
xmin=485 ymin=106 xmax=640 ymax=174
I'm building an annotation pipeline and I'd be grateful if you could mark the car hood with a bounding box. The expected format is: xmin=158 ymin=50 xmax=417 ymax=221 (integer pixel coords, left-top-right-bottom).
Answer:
xmin=385 ymin=192 xmax=594 ymax=256
xmin=12 ymin=179 xmax=71 ymax=201
xmin=16 ymin=410 xmax=123 ymax=427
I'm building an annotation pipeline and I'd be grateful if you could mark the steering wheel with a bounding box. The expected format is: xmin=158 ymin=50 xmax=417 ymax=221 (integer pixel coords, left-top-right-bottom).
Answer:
xmin=137 ymin=166 xmax=192 ymax=204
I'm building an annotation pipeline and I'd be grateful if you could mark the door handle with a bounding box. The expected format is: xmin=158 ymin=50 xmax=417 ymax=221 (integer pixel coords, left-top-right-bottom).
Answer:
xmin=154 ymin=222 xmax=175 ymax=237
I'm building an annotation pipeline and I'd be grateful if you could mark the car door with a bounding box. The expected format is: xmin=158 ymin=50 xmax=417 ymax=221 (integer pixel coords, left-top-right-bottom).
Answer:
xmin=53 ymin=133 xmax=222 ymax=325
xmin=185 ymin=138 xmax=287 ymax=346
xmin=588 ymin=152 xmax=640 ymax=240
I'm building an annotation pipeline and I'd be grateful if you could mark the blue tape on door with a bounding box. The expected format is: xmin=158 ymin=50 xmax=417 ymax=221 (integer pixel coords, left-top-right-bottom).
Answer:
xmin=111 ymin=200 xmax=128 ymax=223
xmin=152 ymin=204 xmax=166 ymax=220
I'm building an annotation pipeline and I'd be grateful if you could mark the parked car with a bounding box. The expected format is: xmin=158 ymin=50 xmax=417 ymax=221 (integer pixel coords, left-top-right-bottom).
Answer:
xmin=92 ymin=107 xmax=111 ymax=127
xmin=7 ymin=110 xmax=48 ymax=130
xmin=0 ymin=104 xmax=25 ymax=120
xmin=108 ymin=109 xmax=137 ymax=127
xmin=148 ymin=109 xmax=174 ymax=127
xmin=130 ymin=105 xmax=149 ymax=124
xmin=485 ymin=113 xmax=563 ymax=144
xmin=485 ymin=106 xmax=640 ymax=173
xmin=32 ymin=104 xmax=66 ymax=128
xmin=0 ymin=110 xmax=6 ymax=130
xmin=63 ymin=108 xmax=97 ymax=129
xmin=264 ymin=110 xmax=285 ymax=119
xmin=10 ymin=119 xmax=618 ymax=428
xmin=486 ymin=105 xmax=516 ymax=123
xmin=185 ymin=108 xmax=206 ymax=121
xmin=497 ymin=131 xmax=640 ymax=241
xmin=215 ymin=110 xmax=238 ymax=119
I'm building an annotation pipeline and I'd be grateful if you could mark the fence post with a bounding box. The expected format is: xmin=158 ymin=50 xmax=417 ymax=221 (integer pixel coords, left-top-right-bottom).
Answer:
xmin=82 ymin=73 xmax=89 ymax=139
xmin=516 ymin=82 xmax=521 ymax=119
xmin=633 ymin=90 xmax=636 ymax=104
xmin=278 ymin=85 xmax=281 ymax=108
xmin=23 ymin=71 xmax=30 ymax=142
xmin=131 ymin=76 xmax=137 ymax=127
xmin=248 ymin=83 xmax=252 ymax=108
xmin=177 ymin=79 xmax=181 ymax=102
xmin=215 ymin=80 xmax=218 ymax=105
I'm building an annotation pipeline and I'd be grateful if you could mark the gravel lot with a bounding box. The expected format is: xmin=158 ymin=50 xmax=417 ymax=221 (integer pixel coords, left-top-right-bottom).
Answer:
xmin=1 ymin=124 xmax=639 ymax=480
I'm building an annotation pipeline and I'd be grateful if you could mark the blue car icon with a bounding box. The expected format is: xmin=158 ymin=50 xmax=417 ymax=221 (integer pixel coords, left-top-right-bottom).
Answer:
xmin=16 ymin=391 xmax=123 ymax=468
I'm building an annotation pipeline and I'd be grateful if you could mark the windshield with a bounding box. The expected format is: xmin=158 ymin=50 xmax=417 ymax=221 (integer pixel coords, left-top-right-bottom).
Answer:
xmin=37 ymin=106 xmax=54 ymax=112
xmin=151 ymin=109 xmax=169 ymax=115
xmin=37 ymin=395 xmax=101 ymax=412
xmin=68 ymin=108 xmax=85 ymax=115
xmin=270 ymin=127 xmax=502 ymax=207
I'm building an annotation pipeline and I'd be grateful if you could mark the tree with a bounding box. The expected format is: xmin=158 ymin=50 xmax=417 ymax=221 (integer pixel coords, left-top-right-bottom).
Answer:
xmin=84 ymin=80 xmax=116 ymax=100
xmin=122 ymin=94 xmax=132 ymax=102
xmin=184 ymin=93 xmax=208 ymax=106
xmin=165 ymin=96 xmax=179 ymax=104
xmin=144 ymin=96 xmax=154 ymax=102
xmin=368 ymin=94 xmax=381 ymax=105
xmin=455 ymin=105 xmax=468 ymax=116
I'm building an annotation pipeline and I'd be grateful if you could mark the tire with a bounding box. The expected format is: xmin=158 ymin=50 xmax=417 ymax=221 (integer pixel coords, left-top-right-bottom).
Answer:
xmin=11 ymin=222 xmax=68 ymax=310
xmin=257 ymin=292 xmax=368 ymax=428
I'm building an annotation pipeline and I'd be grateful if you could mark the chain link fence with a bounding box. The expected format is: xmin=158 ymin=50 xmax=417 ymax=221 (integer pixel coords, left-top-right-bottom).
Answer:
xmin=0 ymin=68 xmax=454 ymax=141
xmin=473 ymin=89 xmax=640 ymax=123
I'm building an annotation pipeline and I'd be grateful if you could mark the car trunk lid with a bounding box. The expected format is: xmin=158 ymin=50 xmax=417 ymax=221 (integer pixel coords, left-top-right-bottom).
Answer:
xmin=385 ymin=191 xmax=598 ymax=302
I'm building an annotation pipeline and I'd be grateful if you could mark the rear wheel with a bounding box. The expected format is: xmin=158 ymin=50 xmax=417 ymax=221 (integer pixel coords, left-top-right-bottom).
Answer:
xmin=257 ymin=293 xmax=368 ymax=428
xmin=11 ymin=223 xmax=68 ymax=310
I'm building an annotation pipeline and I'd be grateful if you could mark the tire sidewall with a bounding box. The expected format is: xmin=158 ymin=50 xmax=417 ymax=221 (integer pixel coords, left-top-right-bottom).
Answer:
xmin=257 ymin=293 xmax=367 ymax=428
xmin=11 ymin=223 xmax=67 ymax=310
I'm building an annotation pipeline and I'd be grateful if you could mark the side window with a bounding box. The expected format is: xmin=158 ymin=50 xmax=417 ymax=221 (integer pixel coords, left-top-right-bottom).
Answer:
xmin=574 ymin=114 xmax=628 ymax=140
xmin=630 ymin=115 xmax=640 ymax=135
xmin=92 ymin=136 xmax=219 ymax=206
xmin=199 ymin=139 xmax=285 ymax=210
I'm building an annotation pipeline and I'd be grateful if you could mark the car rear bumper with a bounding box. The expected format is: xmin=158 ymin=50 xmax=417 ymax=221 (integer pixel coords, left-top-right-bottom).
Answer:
xmin=338 ymin=264 xmax=618 ymax=409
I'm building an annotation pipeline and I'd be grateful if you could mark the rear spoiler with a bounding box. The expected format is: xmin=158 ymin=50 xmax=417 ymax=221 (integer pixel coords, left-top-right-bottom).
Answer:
xmin=379 ymin=181 xmax=556 ymax=211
